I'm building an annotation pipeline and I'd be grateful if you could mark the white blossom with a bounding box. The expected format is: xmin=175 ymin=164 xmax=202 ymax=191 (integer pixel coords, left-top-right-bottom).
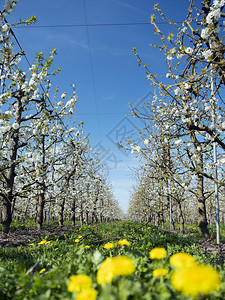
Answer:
xmin=177 ymin=52 xmax=184 ymax=59
xmin=202 ymin=49 xmax=212 ymax=60
xmin=206 ymin=8 xmax=221 ymax=24
xmin=213 ymin=0 xmax=225 ymax=8
xmin=12 ymin=122 xmax=19 ymax=130
xmin=201 ymin=28 xmax=210 ymax=39
xmin=181 ymin=26 xmax=187 ymax=33
xmin=4 ymin=0 xmax=18 ymax=12
xmin=131 ymin=145 xmax=141 ymax=154
xmin=166 ymin=54 xmax=173 ymax=60
xmin=1 ymin=24 xmax=10 ymax=33
xmin=61 ymin=92 xmax=66 ymax=99
xmin=143 ymin=139 xmax=150 ymax=146
xmin=184 ymin=83 xmax=191 ymax=90
xmin=185 ymin=47 xmax=193 ymax=55
xmin=174 ymin=139 xmax=183 ymax=145
xmin=174 ymin=87 xmax=181 ymax=96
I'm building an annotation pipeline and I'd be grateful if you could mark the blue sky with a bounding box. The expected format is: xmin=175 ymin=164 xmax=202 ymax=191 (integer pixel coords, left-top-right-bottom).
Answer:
xmin=5 ymin=0 xmax=190 ymax=213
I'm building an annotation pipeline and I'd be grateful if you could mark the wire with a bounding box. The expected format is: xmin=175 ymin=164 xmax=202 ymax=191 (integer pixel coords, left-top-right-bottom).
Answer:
xmin=16 ymin=21 xmax=184 ymax=29
xmin=76 ymin=112 xmax=128 ymax=116
xmin=82 ymin=0 xmax=102 ymax=135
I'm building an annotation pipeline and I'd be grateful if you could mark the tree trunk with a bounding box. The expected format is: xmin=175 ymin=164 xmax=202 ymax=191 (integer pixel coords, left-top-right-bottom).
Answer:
xmin=36 ymin=135 xmax=46 ymax=230
xmin=58 ymin=198 xmax=65 ymax=227
xmin=71 ymin=196 xmax=76 ymax=226
xmin=2 ymin=98 xmax=23 ymax=233
xmin=189 ymin=129 xmax=210 ymax=239
xmin=85 ymin=210 xmax=89 ymax=225
xmin=1 ymin=198 xmax=12 ymax=234
xmin=177 ymin=201 xmax=184 ymax=234
xmin=36 ymin=192 xmax=45 ymax=231
xmin=24 ymin=198 xmax=30 ymax=219
xmin=196 ymin=154 xmax=210 ymax=239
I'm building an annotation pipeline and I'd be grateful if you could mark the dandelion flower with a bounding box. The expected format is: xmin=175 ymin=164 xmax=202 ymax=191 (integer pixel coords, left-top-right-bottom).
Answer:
xmin=149 ymin=248 xmax=167 ymax=259
xmin=38 ymin=240 xmax=47 ymax=245
xmin=75 ymin=239 xmax=80 ymax=243
xmin=97 ymin=256 xmax=135 ymax=285
xmin=68 ymin=274 xmax=92 ymax=293
xmin=38 ymin=240 xmax=51 ymax=245
xmin=97 ymin=257 xmax=114 ymax=285
xmin=153 ymin=268 xmax=168 ymax=277
xmin=78 ymin=235 xmax=83 ymax=238
xmin=76 ymin=288 xmax=98 ymax=300
xmin=85 ymin=245 xmax=90 ymax=248
xmin=111 ymin=256 xmax=135 ymax=276
xmin=170 ymin=252 xmax=196 ymax=268
xmin=39 ymin=268 xmax=46 ymax=274
xmin=118 ymin=239 xmax=130 ymax=246
xmin=170 ymin=264 xmax=221 ymax=296
xmin=103 ymin=242 xmax=114 ymax=249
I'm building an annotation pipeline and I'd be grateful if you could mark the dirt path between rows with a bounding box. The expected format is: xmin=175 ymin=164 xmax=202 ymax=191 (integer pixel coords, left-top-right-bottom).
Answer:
xmin=0 ymin=226 xmax=77 ymax=248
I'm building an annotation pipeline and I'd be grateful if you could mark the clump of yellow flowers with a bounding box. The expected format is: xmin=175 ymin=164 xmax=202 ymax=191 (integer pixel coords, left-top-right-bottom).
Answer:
xmin=152 ymin=268 xmax=168 ymax=277
xmin=117 ymin=239 xmax=130 ymax=246
xmin=169 ymin=252 xmax=221 ymax=296
xmin=149 ymin=247 xmax=167 ymax=259
xmin=68 ymin=274 xmax=98 ymax=300
xmin=103 ymin=242 xmax=115 ymax=249
xmin=149 ymin=247 xmax=221 ymax=297
xmin=97 ymin=256 xmax=135 ymax=285
xmin=37 ymin=239 xmax=51 ymax=245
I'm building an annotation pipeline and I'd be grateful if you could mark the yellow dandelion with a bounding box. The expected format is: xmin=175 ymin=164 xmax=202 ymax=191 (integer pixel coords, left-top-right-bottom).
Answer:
xmin=153 ymin=268 xmax=168 ymax=277
xmin=28 ymin=243 xmax=34 ymax=246
xmin=149 ymin=247 xmax=167 ymax=259
xmin=170 ymin=252 xmax=196 ymax=268
xmin=97 ymin=256 xmax=135 ymax=285
xmin=38 ymin=240 xmax=47 ymax=245
xmin=75 ymin=239 xmax=80 ymax=243
xmin=39 ymin=268 xmax=46 ymax=274
xmin=78 ymin=235 xmax=83 ymax=238
xmin=118 ymin=239 xmax=130 ymax=246
xmin=147 ymin=227 xmax=151 ymax=229
xmin=97 ymin=257 xmax=114 ymax=285
xmin=111 ymin=256 xmax=135 ymax=276
xmin=76 ymin=288 xmax=98 ymax=300
xmin=103 ymin=242 xmax=114 ymax=249
xmin=170 ymin=264 xmax=221 ymax=296
xmin=85 ymin=245 xmax=90 ymax=248
xmin=68 ymin=274 xmax=92 ymax=293
xmin=38 ymin=239 xmax=51 ymax=245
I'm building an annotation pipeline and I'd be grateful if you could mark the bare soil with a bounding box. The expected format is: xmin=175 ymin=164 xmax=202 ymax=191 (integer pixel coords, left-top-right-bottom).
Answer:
xmin=0 ymin=226 xmax=77 ymax=248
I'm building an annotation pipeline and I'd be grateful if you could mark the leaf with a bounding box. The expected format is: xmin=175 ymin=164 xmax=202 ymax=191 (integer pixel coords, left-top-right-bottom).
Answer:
xmin=92 ymin=250 xmax=102 ymax=265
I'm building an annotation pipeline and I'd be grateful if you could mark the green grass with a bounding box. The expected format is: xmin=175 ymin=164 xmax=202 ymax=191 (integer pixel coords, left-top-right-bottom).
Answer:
xmin=0 ymin=220 xmax=225 ymax=299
